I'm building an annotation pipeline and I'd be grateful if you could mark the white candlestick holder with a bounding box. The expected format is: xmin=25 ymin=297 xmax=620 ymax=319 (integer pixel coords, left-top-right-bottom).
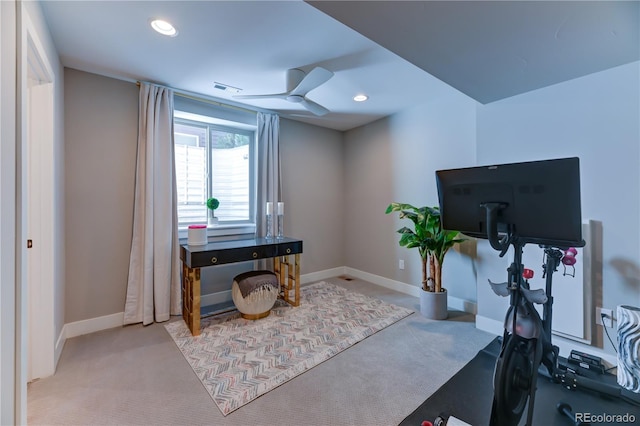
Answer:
xmin=266 ymin=213 xmax=273 ymax=239
xmin=277 ymin=214 xmax=284 ymax=239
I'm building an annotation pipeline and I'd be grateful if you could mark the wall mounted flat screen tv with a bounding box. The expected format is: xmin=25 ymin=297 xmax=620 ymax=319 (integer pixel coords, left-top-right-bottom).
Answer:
xmin=436 ymin=157 xmax=583 ymax=247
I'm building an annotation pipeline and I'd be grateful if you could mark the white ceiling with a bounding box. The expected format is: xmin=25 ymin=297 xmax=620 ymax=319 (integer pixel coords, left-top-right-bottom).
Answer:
xmin=309 ymin=1 xmax=640 ymax=104
xmin=40 ymin=1 xmax=639 ymax=131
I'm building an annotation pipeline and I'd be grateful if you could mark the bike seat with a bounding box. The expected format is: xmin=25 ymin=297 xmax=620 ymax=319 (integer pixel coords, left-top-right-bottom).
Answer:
xmin=488 ymin=280 xmax=548 ymax=304
xmin=522 ymin=288 xmax=548 ymax=304
xmin=488 ymin=280 xmax=510 ymax=297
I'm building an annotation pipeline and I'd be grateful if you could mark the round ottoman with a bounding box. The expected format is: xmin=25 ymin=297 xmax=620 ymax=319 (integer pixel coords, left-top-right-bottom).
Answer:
xmin=232 ymin=270 xmax=280 ymax=320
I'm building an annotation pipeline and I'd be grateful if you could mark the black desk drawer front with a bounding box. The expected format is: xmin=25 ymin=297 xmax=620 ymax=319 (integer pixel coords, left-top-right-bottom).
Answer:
xmin=275 ymin=240 xmax=303 ymax=256
xmin=181 ymin=237 xmax=303 ymax=268
xmin=192 ymin=245 xmax=277 ymax=266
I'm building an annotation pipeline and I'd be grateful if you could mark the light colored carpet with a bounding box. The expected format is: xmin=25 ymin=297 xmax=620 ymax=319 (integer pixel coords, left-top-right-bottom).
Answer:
xmin=27 ymin=277 xmax=496 ymax=426
xmin=165 ymin=281 xmax=413 ymax=415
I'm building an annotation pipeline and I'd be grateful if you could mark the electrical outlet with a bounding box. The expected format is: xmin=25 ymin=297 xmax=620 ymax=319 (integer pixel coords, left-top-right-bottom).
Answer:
xmin=596 ymin=307 xmax=613 ymax=328
xmin=399 ymin=259 xmax=405 ymax=270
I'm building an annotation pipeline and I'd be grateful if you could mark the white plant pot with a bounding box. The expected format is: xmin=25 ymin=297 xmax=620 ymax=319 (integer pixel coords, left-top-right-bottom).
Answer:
xmin=208 ymin=216 xmax=219 ymax=226
xmin=419 ymin=288 xmax=448 ymax=320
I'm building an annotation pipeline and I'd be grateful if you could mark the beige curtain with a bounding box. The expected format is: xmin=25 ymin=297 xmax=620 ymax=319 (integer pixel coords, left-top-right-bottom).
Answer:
xmin=124 ymin=83 xmax=181 ymax=325
xmin=256 ymin=112 xmax=281 ymax=238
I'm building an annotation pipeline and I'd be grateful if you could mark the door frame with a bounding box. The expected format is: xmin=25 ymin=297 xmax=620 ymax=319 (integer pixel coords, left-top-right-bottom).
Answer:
xmin=15 ymin=4 xmax=57 ymax=424
xmin=25 ymin=26 xmax=55 ymax=381
xmin=0 ymin=1 xmax=18 ymax=424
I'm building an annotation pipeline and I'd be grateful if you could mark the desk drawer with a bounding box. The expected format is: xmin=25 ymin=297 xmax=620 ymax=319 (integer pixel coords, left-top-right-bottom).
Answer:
xmin=195 ymin=245 xmax=278 ymax=266
xmin=275 ymin=240 xmax=303 ymax=256
xmin=182 ymin=238 xmax=303 ymax=268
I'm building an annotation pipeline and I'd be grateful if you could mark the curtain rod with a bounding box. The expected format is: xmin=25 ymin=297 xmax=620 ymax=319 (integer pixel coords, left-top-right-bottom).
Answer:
xmin=136 ymin=81 xmax=262 ymax=115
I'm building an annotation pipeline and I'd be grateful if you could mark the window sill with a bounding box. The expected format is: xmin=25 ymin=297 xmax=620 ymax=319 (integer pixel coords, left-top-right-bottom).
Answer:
xmin=178 ymin=223 xmax=256 ymax=243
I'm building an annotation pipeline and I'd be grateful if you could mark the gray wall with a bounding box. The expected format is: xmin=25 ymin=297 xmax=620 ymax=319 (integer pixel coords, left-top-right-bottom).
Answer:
xmin=63 ymin=69 xmax=344 ymax=322
xmin=347 ymin=61 xmax=639 ymax=357
xmin=280 ymin=118 xmax=345 ymax=274
xmin=343 ymin=89 xmax=478 ymax=303
xmin=64 ymin=60 xmax=640 ymax=360
xmin=64 ymin=69 xmax=138 ymax=323
xmin=475 ymin=62 xmax=640 ymax=347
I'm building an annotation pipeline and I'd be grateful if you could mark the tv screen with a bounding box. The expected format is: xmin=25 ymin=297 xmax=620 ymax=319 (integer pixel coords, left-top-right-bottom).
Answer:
xmin=436 ymin=157 xmax=583 ymax=247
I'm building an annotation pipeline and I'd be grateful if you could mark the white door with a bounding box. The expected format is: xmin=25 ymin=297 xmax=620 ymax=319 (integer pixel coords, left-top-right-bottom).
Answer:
xmin=25 ymin=27 xmax=55 ymax=382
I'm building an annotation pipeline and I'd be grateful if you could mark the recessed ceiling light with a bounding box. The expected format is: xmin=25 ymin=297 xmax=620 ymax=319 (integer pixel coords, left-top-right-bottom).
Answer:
xmin=353 ymin=94 xmax=368 ymax=102
xmin=150 ymin=19 xmax=178 ymax=37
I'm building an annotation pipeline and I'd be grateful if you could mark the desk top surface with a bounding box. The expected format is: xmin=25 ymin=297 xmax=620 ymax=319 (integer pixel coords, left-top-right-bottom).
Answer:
xmin=181 ymin=236 xmax=302 ymax=254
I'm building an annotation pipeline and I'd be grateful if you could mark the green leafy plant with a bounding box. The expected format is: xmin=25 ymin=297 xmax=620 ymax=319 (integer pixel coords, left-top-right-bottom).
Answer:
xmin=206 ymin=197 xmax=220 ymax=214
xmin=385 ymin=202 xmax=464 ymax=293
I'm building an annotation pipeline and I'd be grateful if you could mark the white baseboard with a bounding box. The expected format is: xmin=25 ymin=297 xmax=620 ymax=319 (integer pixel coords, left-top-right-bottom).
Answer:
xmin=59 ymin=266 xmax=477 ymax=341
xmin=63 ymin=274 xmax=615 ymax=369
xmin=345 ymin=267 xmax=420 ymax=296
xmin=344 ymin=267 xmax=477 ymax=315
xmin=199 ymin=267 xmax=348 ymax=306
xmin=63 ymin=312 xmax=124 ymax=340
xmin=301 ymin=267 xmax=347 ymax=284
xmin=54 ymin=327 xmax=66 ymax=367
xmin=475 ymin=315 xmax=504 ymax=336
xmin=475 ymin=314 xmax=618 ymax=367
xmin=197 ymin=266 xmax=476 ymax=314
xmin=53 ymin=313 xmax=124 ymax=375
xmin=201 ymin=289 xmax=233 ymax=306
xmin=58 ymin=268 xmax=349 ymax=338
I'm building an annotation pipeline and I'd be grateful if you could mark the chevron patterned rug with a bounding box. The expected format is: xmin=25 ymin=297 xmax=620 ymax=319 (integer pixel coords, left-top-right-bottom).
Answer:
xmin=165 ymin=281 xmax=413 ymax=416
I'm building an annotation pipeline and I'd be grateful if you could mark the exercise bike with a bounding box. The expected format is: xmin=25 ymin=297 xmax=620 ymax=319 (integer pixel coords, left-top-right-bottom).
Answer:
xmin=482 ymin=202 xmax=585 ymax=426
xmin=434 ymin=158 xmax=638 ymax=425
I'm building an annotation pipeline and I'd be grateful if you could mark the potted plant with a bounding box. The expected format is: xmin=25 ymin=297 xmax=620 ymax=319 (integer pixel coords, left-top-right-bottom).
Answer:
xmin=385 ymin=202 xmax=464 ymax=319
xmin=207 ymin=197 xmax=220 ymax=226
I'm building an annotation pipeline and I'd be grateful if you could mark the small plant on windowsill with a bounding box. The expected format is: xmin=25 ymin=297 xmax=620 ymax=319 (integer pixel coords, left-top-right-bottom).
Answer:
xmin=207 ymin=197 xmax=220 ymax=226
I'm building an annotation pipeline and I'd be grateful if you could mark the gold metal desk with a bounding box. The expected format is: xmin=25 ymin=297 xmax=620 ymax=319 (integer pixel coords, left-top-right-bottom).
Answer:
xmin=180 ymin=237 xmax=303 ymax=336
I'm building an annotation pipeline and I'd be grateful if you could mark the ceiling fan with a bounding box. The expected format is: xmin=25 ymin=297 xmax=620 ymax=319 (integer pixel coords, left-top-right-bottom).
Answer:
xmin=234 ymin=67 xmax=334 ymax=116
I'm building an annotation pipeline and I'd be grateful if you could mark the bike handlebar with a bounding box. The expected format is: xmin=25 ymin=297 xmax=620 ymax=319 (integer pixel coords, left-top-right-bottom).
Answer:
xmin=481 ymin=202 xmax=586 ymax=256
xmin=481 ymin=202 xmax=510 ymax=256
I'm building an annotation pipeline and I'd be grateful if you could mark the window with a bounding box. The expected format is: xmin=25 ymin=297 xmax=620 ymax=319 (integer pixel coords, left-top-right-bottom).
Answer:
xmin=174 ymin=113 xmax=255 ymax=230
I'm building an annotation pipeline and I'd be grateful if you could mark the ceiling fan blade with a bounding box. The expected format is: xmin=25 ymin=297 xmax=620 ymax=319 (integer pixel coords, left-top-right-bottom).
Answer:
xmin=233 ymin=93 xmax=287 ymax=100
xmin=300 ymin=98 xmax=330 ymax=116
xmin=289 ymin=67 xmax=334 ymax=96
